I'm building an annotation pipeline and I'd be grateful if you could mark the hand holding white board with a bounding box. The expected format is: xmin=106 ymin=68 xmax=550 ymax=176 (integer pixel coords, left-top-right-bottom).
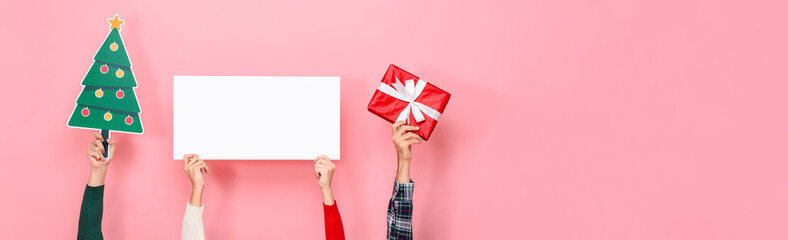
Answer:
xmin=173 ymin=76 xmax=340 ymax=160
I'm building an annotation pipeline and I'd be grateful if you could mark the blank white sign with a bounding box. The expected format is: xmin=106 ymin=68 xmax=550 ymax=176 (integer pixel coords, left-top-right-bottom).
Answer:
xmin=173 ymin=76 xmax=340 ymax=160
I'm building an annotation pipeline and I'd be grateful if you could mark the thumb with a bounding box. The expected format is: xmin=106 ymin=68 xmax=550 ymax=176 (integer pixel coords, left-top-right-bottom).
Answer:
xmin=107 ymin=139 xmax=117 ymax=158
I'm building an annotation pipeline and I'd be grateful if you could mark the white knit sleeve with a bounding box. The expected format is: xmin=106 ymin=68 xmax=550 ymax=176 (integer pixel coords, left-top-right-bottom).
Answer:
xmin=181 ymin=202 xmax=205 ymax=240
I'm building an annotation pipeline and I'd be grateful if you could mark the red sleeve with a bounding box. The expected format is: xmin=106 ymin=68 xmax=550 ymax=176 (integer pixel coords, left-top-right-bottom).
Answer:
xmin=323 ymin=201 xmax=346 ymax=240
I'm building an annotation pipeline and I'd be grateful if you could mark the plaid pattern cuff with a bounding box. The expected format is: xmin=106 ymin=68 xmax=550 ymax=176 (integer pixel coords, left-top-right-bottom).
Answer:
xmin=391 ymin=179 xmax=414 ymax=203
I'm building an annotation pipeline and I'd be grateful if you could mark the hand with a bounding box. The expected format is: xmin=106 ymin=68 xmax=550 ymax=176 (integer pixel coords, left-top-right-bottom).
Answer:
xmin=183 ymin=154 xmax=209 ymax=207
xmin=183 ymin=154 xmax=210 ymax=189
xmin=87 ymin=132 xmax=115 ymax=170
xmin=314 ymin=155 xmax=337 ymax=205
xmin=392 ymin=121 xmax=423 ymax=163
xmin=314 ymin=155 xmax=336 ymax=190
xmin=87 ymin=132 xmax=115 ymax=186
xmin=392 ymin=121 xmax=421 ymax=183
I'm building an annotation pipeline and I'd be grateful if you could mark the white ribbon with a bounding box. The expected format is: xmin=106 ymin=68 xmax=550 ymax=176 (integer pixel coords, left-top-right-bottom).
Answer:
xmin=377 ymin=77 xmax=442 ymax=123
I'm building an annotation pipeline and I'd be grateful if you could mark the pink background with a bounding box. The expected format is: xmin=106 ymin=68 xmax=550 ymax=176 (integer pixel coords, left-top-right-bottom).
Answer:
xmin=1 ymin=0 xmax=787 ymax=239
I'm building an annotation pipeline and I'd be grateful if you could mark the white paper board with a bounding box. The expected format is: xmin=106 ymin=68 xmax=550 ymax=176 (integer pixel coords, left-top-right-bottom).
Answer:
xmin=173 ymin=76 xmax=340 ymax=160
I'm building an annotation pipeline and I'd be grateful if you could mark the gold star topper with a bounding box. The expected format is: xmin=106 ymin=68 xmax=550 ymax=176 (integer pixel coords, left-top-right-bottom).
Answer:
xmin=108 ymin=14 xmax=124 ymax=31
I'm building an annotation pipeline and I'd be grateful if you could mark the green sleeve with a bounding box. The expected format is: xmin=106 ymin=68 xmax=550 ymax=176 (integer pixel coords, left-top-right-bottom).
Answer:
xmin=77 ymin=185 xmax=104 ymax=240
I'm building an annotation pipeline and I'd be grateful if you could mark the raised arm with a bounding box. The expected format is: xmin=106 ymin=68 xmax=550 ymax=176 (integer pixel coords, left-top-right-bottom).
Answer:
xmin=314 ymin=155 xmax=345 ymax=240
xmin=78 ymin=132 xmax=116 ymax=240
xmin=387 ymin=121 xmax=421 ymax=240
xmin=181 ymin=154 xmax=209 ymax=240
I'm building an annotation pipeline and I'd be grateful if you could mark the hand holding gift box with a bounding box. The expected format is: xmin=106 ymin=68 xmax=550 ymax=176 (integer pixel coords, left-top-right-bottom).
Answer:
xmin=367 ymin=64 xmax=451 ymax=140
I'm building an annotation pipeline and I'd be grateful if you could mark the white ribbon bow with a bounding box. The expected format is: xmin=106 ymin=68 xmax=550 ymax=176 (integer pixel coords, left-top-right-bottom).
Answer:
xmin=377 ymin=77 xmax=442 ymax=123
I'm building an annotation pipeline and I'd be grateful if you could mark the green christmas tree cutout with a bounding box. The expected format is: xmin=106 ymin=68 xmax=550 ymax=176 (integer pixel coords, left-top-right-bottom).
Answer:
xmin=68 ymin=15 xmax=143 ymax=141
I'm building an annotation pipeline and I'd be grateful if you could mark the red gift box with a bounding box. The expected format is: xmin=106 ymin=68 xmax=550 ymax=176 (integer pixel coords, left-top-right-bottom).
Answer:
xmin=367 ymin=64 xmax=451 ymax=140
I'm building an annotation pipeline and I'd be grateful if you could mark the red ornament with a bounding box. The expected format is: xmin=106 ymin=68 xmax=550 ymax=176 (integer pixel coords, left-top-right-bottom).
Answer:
xmin=125 ymin=116 xmax=133 ymax=125
xmin=81 ymin=107 xmax=90 ymax=117
xmin=100 ymin=65 xmax=109 ymax=74
xmin=116 ymin=89 xmax=125 ymax=99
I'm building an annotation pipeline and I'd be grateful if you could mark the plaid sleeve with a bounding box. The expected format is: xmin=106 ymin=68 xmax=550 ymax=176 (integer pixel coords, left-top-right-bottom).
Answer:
xmin=387 ymin=179 xmax=414 ymax=240
xmin=78 ymin=185 xmax=104 ymax=240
